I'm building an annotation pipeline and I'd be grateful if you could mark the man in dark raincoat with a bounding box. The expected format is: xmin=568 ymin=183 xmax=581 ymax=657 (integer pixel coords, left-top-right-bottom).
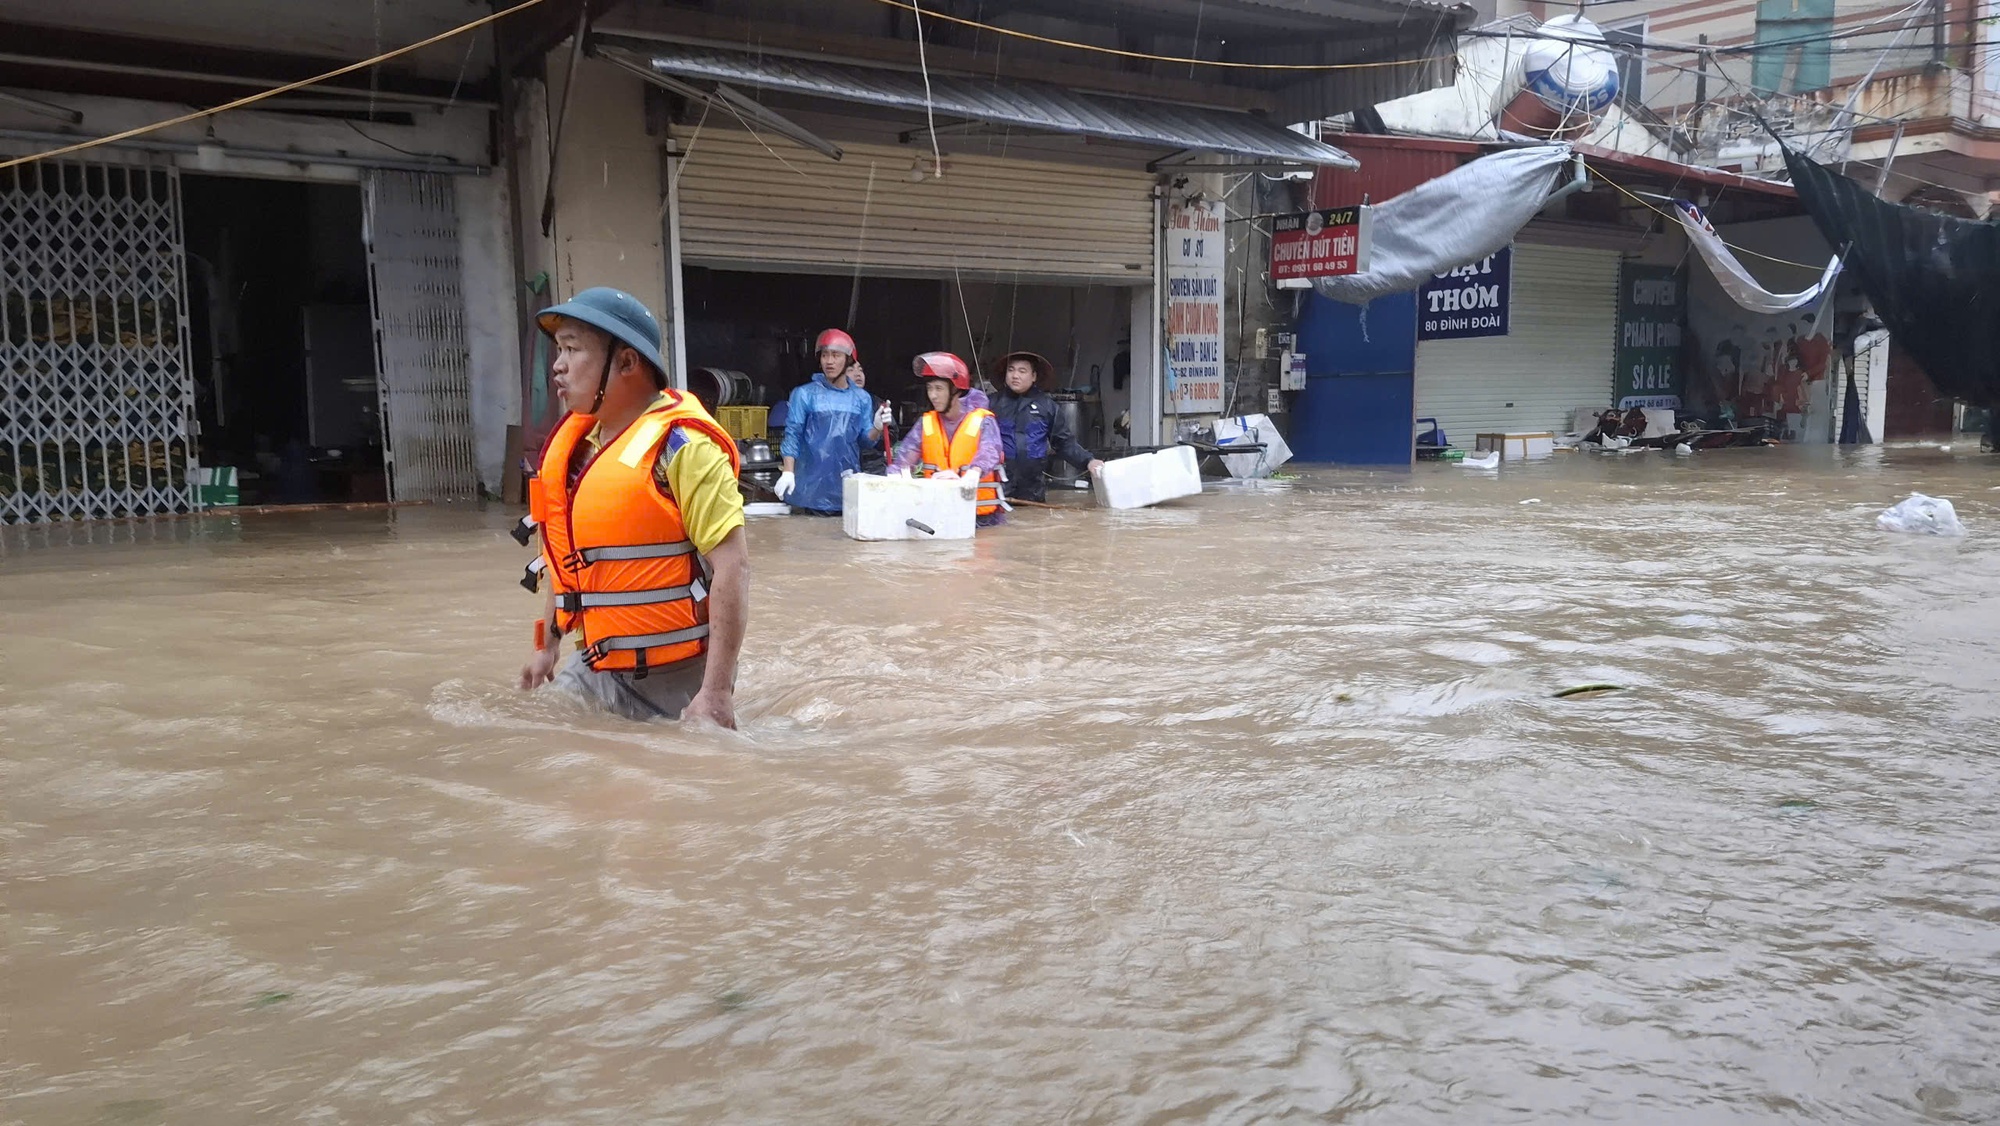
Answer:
xmin=987 ymin=351 xmax=1102 ymax=503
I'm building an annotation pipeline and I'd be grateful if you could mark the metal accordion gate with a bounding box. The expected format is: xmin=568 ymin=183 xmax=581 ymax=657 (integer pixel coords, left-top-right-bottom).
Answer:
xmin=1 ymin=157 xmax=197 ymax=523
xmin=363 ymin=170 xmax=478 ymax=502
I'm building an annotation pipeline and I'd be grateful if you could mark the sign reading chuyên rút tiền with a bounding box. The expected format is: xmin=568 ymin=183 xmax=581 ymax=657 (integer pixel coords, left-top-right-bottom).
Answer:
xmin=1270 ymin=206 xmax=1370 ymax=285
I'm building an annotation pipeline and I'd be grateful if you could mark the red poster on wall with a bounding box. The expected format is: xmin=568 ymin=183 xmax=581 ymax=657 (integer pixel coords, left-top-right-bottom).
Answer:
xmin=1270 ymin=206 xmax=1372 ymax=287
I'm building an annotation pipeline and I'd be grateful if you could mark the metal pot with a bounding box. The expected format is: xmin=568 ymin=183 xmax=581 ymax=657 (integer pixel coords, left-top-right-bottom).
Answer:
xmin=737 ymin=437 xmax=781 ymax=495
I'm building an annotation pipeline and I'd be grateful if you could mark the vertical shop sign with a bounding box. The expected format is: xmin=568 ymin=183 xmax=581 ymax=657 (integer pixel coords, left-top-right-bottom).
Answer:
xmin=1616 ymin=263 xmax=1684 ymax=410
xmin=1418 ymin=247 xmax=1512 ymax=340
xmin=1166 ymin=199 xmax=1226 ymax=415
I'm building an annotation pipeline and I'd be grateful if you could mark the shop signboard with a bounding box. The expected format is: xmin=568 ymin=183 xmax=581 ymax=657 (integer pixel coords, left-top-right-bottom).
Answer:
xmin=1616 ymin=263 xmax=1684 ymax=410
xmin=1166 ymin=198 xmax=1226 ymax=414
xmin=1417 ymin=248 xmax=1512 ymax=340
xmin=1270 ymin=206 xmax=1370 ymax=287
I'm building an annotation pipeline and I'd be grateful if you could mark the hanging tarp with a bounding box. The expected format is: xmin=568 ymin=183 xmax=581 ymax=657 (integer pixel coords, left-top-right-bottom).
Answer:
xmin=1673 ymin=200 xmax=1843 ymax=315
xmin=1313 ymin=144 xmax=1574 ymax=305
xmin=1783 ymin=147 xmax=2000 ymax=405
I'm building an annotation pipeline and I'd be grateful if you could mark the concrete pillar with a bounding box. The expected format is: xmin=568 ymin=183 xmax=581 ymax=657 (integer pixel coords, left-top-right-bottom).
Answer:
xmin=455 ymin=173 xmax=523 ymax=494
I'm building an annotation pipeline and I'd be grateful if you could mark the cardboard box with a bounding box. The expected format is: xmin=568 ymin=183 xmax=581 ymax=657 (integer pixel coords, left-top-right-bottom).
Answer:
xmin=197 ymin=466 xmax=239 ymax=508
xmin=1474 ymin=432 xmax=1555 ymax=461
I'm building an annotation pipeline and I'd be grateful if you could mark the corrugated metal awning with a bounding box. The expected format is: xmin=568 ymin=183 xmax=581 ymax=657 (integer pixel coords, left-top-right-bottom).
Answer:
xmin=593 ymin=41 xmax=1358 ymax=169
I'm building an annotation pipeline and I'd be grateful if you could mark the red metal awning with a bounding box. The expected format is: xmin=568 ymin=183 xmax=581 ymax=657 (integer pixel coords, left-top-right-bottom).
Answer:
xmin=1307 ymin=133 xmax=1798 ymax=207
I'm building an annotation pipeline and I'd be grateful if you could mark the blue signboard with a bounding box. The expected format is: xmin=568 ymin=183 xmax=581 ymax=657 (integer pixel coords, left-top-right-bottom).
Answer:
xmin=1417 ymin=247 xmax=1511 ymax=341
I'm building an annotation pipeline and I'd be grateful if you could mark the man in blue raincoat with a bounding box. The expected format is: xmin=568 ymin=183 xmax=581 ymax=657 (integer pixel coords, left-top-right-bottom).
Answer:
xmin=773 ymin=328 xmax=891 ymax=514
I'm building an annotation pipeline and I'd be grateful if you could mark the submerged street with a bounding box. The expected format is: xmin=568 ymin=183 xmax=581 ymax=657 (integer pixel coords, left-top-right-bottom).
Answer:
xmin=5 ymin=446 xmax=1999 ymax=1123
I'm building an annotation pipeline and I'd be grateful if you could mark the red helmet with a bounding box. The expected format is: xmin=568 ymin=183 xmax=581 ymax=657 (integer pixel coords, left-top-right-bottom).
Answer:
xmin=913 ymin=351 xmax=971 ymax=391
xmin=815 ymin=328 xmax=857 ymax=361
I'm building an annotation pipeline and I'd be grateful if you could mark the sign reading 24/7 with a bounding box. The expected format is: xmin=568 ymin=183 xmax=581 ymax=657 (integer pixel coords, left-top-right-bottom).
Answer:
xmin=1270 ymin=206 xmax=1371 ymax=284
xmin=1418 ymin=248 xmax=1511 ymax=340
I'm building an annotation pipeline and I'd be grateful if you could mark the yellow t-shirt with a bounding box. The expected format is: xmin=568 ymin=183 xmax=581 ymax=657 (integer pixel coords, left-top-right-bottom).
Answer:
xmin=581 ymin=397 xmax=744 ymax=555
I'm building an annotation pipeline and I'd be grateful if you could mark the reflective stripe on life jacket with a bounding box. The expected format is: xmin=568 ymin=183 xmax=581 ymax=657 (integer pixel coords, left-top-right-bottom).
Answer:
xmin=537 ymin=391 xmax=743 ymax=676
xmin=918 ymin=408 xmax=1000 ymax=516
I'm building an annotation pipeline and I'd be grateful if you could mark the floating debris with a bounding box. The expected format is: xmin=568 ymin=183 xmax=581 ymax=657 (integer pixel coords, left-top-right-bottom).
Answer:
xmin=249 ymin=992 xmax=292 ymax=1008
xmin=1553 ymin=684 xmax=1626 ymax=700
xmin=716 ymin=989 xmax=754 ymax=1013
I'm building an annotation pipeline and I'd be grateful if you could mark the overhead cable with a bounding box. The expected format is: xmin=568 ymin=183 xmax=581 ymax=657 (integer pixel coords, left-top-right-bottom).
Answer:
xmin=0 ymin=0 xmax=550 ymax=172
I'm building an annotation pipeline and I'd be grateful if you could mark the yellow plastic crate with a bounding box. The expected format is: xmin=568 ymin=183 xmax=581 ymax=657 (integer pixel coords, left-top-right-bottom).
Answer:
xmin=716 ymin=405 xmax=768 ymax=441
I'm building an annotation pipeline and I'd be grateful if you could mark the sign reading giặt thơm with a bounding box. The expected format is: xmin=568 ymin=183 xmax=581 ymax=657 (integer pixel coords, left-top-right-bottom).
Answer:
xmin=1418 ymin=248 xmax=1512 ymax=341
xmin=1270 ymin=206 xmax=1371 ymax=287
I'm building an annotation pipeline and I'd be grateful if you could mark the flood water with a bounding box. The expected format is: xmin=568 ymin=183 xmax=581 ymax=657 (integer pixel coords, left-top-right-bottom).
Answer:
xmin=5 ymin=444 xmax=1999 ymax=1124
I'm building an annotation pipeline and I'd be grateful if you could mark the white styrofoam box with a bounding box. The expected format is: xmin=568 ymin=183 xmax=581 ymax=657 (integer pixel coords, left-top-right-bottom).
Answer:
xmin=1154 ymin=445 xmax=1203 ymax=502
xmin=1475 ymin=432 xmax=1555 ymax=461
xmin=1640 ymin=408 xmax=1676 ymax=438
xmin=843 ymin=474 xmax=978 ymax=540
xmin=1093 ymin=452 xmax=1155 ymax=509
xmin=1094 ymin=445 xmax=1204 ymax=509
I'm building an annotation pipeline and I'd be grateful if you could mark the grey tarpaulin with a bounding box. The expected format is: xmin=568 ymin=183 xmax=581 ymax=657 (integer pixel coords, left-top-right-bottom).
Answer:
xmin=1783 ymin=146 xmax=2000 ymax=408
xmin=1673 ymin=199 xmax=1843 ymax=315
xmin=1313 ymin=144 xmax=1574 ymax=305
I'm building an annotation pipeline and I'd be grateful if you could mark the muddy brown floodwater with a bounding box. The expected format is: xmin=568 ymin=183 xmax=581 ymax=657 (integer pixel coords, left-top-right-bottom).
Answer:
xmin=4 ymin=444 xmax=2000 ymax=1124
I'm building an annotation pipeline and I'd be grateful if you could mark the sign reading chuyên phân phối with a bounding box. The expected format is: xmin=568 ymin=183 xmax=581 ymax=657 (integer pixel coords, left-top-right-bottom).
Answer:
xmin=1270 ymin=206 xmax=1371 ymax=287
xmin=1418 ymin=247 xmax=1512 ymax=341
xmin=1616 ymin=263 xmax=1684 ymax=410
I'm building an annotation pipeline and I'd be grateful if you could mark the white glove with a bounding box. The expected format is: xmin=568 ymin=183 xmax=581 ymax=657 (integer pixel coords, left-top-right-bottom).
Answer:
xmin=874 ymin=402 xmax=893 ymax=429
xmin=772 ymin=471 xmax=796 ymax=499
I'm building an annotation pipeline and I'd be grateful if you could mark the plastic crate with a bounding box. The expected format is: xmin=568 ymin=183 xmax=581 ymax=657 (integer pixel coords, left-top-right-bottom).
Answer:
xmin=716 ymin=406 xmax=768 ymax=441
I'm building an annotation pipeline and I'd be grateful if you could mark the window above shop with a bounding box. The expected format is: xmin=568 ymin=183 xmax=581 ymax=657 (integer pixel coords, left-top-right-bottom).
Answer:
xmin=1603 ymin=20 xmax=1647 ymax=110
xmin=1752 ymin=0 xmax=1835 ymax=95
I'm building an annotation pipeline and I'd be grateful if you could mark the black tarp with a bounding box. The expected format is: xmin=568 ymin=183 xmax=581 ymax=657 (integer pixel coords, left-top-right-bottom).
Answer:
xmin=1783 ymin=147 xmax=2000 ymax=408
xmin=1839 ymin=356 xmax=1870 ymax=444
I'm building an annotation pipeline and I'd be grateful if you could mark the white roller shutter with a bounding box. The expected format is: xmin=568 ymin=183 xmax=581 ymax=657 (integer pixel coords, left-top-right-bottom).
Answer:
xmin=1414 ymin=243 xmax=1618 ymax=444
xmin=675 ymin=128 xmax=1155 ymax=283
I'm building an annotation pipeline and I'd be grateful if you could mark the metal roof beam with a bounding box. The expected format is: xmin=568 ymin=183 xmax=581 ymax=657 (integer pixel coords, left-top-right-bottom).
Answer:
xmin=0 ymin=88 xmax=82 ymax=125
xmin=0 ymin=51 xmax=495 ymax=111
xmin=598 ymin=51 xmax=843 ymax=162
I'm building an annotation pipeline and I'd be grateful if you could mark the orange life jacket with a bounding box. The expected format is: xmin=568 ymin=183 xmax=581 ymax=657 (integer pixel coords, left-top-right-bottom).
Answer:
xmin=527 ymin=392 xmax=742 ymax=676
xmin=917 ymin=407 xmax=1000 ymax=516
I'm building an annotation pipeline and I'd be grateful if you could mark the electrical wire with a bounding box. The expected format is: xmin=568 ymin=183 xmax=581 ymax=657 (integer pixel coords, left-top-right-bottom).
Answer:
xmin=669 ymin=98 xmax=713 ymax=192
xmin=863 ymin=0 xmax=1455 ymax=70
xmin=1589 ymin=167 xmax=1831 ymax=269
xmin=1461 ymin=2 xmax=1938 ymax=59
xmin=342 ymin=119 xmax=456 ymax=162
xmin=714 ymin=95 xmax=813 ymax=181
xmin=0 ymin=0 xmax=550 ymax=172
xmin=911 ymin=0 xmax=944 ymax=179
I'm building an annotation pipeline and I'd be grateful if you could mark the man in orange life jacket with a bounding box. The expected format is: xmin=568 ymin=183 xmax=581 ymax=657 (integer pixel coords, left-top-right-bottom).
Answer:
xmin=517 ymin=287 xmax=749 ymax=727
xmin=888 ymin=351 xmax=1005 ymax=526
